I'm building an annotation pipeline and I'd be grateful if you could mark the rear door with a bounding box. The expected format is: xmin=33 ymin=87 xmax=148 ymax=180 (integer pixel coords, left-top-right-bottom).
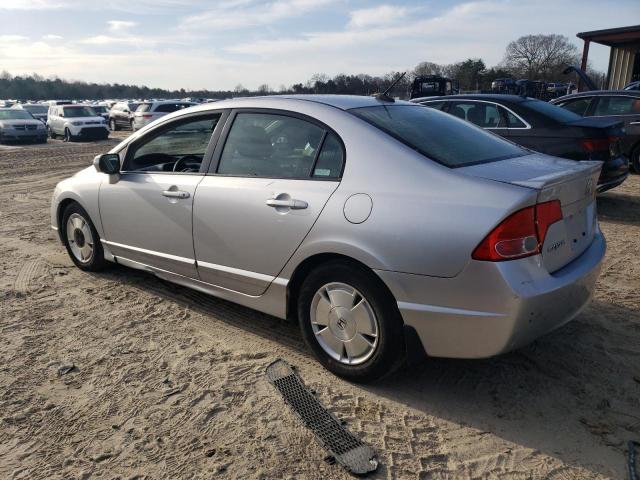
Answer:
xmin=193 ymin=110 xmax=345 ymax=295
xmin=589 ymin=95 xmax=640 ymax=157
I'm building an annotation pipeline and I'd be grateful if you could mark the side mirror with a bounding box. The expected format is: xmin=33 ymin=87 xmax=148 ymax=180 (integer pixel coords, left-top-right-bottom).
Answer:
xmin=94 ymin=153 xmax=120 ymax=174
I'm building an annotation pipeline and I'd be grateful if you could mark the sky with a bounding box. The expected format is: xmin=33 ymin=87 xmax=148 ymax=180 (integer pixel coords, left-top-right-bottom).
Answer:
xmin=0 ymin=0 xmax=638 ymax=91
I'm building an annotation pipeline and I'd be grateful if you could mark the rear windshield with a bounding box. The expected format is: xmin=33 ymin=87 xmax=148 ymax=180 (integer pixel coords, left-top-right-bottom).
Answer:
xmin=0 ymin=110 xmax=33 ymax=120
xmin=136 ymin=103 xmax=152 ymax=112
xmin=63 ymin=106 xmax=96 ymax=118
xmin=350 ymin=105 xmax=525 ymax=167
xmin=523 ymin=99 xmax=582 ymax=123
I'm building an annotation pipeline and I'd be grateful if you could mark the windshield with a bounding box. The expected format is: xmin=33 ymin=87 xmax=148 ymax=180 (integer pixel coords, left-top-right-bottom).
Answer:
xmin=63 ymin=106 xmax=96 ymax=118
xmin=522 ymin=99 xmax=582 ymax=123
xmin=23 ymin=105 xmax=48 ymax=114
xmin=350 ymin=105 xmax=525 ymax=168
xmin=91 ymin=106 xmax=107 ymax=113
xmin=128 ymin=103 xmax=140 ymax=111
xmin=0 ymin=110 xmax=34 ymax=120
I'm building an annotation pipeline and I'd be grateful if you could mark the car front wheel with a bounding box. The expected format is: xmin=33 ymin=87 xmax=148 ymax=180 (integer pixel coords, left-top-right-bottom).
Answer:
xmin=48 ymin=127 xmax=56 ymax=139
xmin=61 ymin=203 xmax=107 ymax=271
xmin=632 ymin=145 xmax=640 ymax=173
xmin=63 ymin=128 xmax=73 ymax=142
xmin=109 ymin=119 xmax=117 ymax=131
xmin=298 ymin=261 xmax=405 ymax=382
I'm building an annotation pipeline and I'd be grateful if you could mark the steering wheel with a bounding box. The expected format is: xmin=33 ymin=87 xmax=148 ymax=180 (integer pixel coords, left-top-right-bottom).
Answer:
xmin=173 ymin=155 xmax=202 ymax=172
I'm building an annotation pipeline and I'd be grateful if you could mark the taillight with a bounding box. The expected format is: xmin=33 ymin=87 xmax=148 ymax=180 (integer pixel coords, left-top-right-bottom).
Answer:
xmin=143 ymin=114 xmax=153 ymax=119
xmin=472 ymin=200 xmax=563 ymax=262
xmin=581 ymin=136 xmax=619 ymax=153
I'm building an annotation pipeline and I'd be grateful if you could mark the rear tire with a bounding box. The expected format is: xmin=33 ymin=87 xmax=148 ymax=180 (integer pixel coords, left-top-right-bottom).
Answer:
xmin=109 ymin=119 xmax=117 ymax=131
xmin=61 ymin=203 xmax=107 ymax=272
xmin=298 ymin=260 xmax=405 ymax=383
xmin=48 ymin=127 xmax=56 ymax=139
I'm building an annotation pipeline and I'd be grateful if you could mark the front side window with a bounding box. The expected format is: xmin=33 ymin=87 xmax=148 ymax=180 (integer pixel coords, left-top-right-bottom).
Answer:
xmin=350 ymin=105 xmax=525 ymax=168
xmin=124 ymin=115 xmax=220 ymax=173
xmin=592 ymin=96 xmax=639 ymax=116
xmin=155 ymin=103 xmax=193 ymax=113
xmin=558 ymin=97 xmax=593 ymax=116
xmin=217 ymin=113 xmax=325 ymax=178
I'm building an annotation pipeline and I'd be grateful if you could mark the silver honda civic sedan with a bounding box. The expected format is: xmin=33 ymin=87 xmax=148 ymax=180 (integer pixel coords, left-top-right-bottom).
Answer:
xmin=51 ymin=95 xmax=605 ymax=382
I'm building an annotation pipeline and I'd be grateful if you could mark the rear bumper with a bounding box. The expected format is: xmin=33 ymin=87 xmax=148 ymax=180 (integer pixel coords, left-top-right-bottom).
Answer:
xmin=376 ymin=230 xmax=605 ymax=358
xmin=598 ymin=154 xmax=629 ymax=192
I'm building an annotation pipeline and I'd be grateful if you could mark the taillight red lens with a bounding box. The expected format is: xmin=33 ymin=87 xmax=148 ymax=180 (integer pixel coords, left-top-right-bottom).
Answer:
xmin=581 ymin=137 xmax=618 ymax=153
xmin=143 ymin=114 xmax=153 ymax=119
xmin=472 ymin=200 xmax=563 ymax=262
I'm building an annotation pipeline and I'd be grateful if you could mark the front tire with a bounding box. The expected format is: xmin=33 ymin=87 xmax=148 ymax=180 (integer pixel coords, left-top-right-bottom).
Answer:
xmin=48 ymin=127 xmax=56 ymax=139
xmin=63 ymin=128 xmax=73 ymax=142
xmin=298 ymin=261 xmax=404 ymax=382
xmin=61 ymin=203 xmax=107 ymax=271
xmin=109 ymin=119 xmax=117 ymax=131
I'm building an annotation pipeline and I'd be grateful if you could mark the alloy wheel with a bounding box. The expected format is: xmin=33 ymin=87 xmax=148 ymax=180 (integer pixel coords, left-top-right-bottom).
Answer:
xmin=310 ymin=282 xmax=379 ymax=365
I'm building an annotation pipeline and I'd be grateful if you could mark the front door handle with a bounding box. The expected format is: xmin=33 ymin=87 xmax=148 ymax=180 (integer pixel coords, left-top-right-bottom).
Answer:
xmin=162 ymin=190 xmax=190 ymax=199
xmin=266 ymin=198 xmax=308 ymax=209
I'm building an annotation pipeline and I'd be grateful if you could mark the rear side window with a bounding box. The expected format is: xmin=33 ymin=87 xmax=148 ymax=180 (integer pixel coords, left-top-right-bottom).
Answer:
xmin=504 ymin=108 xmax=527 ymax=128
xmin=137 ymin=103 xmax=152 ymax=113
xmin=217 ymin=113 xmax=326 ymax=178
xmin=350 ymin=105 xmax=525 ymax=168
xmin=420 ymin=101 xmax=446 ymax=110
xmin=448 ymin=102 xmax=505 ymax=128
xmin=593 ymin=96 xmax=640 ymax=116
xmin=313 ymin=133 xmax=344 ymax=178
xmin=521 ymin=99 xmax=582 ymax=123
xmin=558 ymin=97 xmax=593 ymax=116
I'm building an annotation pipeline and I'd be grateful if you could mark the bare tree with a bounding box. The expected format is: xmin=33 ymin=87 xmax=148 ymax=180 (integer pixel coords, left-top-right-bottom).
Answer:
xmin=502 ymin=34 xmax=579 ymax=80
xmin=412 ymin=61 xmax=442 ymax=78
xmin=257 ymin=84 xmax=270 ymax=94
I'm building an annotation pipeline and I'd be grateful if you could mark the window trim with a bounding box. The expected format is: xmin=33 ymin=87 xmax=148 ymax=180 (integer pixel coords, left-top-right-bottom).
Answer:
xmin=119 ymin=110 xmax=229 ymax=176
xmin=420 ymin=99 xmax=532 ymax=130
xmin=207 ymin=108 xmax=346 ymax=181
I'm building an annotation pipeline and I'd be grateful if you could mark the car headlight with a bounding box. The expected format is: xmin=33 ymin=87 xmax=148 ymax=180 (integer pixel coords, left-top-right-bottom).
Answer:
xmin=71 ymin=121 xmax=83 ymax=126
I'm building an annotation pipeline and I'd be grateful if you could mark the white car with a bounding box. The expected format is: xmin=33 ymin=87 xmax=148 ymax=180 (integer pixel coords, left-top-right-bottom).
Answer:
xmin=47 ymin=105 xmax=109 ymax=142
xmin=132 ymin=100 xmax=196 ymax=131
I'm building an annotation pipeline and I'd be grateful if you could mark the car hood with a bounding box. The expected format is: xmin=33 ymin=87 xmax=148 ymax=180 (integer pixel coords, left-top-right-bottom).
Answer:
xmin=0 ymin=119 xmax=44 ymax=127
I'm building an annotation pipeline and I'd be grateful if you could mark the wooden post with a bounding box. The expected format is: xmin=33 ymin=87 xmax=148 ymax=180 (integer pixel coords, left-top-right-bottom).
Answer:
xmin=579 ymin=39 xmax=590 ymax=91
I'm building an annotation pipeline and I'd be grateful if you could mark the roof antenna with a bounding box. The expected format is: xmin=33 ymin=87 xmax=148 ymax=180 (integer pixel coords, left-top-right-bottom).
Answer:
xmin=375 ymin=72 xmax=406 ymax=102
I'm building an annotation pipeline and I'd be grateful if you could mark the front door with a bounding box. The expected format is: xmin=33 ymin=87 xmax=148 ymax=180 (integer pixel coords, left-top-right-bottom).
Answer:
xmin=193 ymin=111 xmax=345 ymax=295
xmin=100 ymin=113 xmax=223 ymax=277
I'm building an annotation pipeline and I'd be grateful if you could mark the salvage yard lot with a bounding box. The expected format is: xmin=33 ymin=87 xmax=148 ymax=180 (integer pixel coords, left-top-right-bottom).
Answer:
xmin=0 ymin=137 xmax=639 ymax=479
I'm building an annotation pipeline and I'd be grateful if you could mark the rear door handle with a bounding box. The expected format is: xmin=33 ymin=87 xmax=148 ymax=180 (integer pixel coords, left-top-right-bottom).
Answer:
xmin=266 ymin=198 xmax=308 ymax=209
xmin=162 ymin=190 xmax=190 ymax=199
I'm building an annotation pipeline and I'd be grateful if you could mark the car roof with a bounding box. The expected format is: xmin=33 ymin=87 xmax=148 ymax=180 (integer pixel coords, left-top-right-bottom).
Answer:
xmin=551 ymin=90 xmax=640 ymax=102
xmin=273 ymin=94 xmax=410 ymax=110
xmin=412 ymin=94 xmax=531 ymax=104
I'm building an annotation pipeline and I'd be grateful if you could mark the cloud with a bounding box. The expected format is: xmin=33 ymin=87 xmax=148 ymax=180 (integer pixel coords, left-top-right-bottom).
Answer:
xmin=348 ymin=5 xmax=408 ymax=29
xmin=107 ymin=20 xmax=138 ymax=31
xmin=179 ymin=0 xmax=336 ymax=30
xmin=42 ymin=34 xmax=64 ymax=40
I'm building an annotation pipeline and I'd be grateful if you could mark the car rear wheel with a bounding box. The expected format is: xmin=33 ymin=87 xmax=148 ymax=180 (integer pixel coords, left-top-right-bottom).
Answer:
xmin=298 ymin=261 xmax=404 ymax=382
xmin=61 ymin=203 xmax=107 ymax=271
xmin=130 ymin=120 xmax=135 ymax=131
xmin=48 ymin=127 xmax=56 ymax=139
xmin=109 ymin=119 xmax=117 ymax=131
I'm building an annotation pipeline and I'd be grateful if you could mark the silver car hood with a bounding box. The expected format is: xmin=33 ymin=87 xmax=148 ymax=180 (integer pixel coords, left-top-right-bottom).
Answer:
xmin=0 ymin=119 xmax=43 ymax=127
xmin=456 ymin=153 xmax=602 ymax=190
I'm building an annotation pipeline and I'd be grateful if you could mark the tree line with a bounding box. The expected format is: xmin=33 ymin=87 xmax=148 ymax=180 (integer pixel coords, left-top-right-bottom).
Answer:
xmin=0 ymin=34 xmax=602 ymax=101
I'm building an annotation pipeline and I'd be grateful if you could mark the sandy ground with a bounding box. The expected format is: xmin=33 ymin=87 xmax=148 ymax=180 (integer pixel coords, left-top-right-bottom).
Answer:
xmin=0 ymin=135 xmax=639 ymax=479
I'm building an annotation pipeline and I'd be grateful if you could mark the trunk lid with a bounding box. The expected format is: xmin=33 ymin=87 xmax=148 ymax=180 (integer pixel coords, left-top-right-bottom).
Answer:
xmin=459 ymin=153 xmax=602 ymax=272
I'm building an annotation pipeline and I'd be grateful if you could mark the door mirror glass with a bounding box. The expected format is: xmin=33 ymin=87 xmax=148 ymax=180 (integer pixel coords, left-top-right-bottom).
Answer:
xmin=94 ymin=153 xmax=120 ymax=174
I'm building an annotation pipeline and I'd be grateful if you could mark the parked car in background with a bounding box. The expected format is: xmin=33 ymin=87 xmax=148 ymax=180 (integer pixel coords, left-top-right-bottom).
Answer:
xmin=47 ymin=100 xmax=72 ymax=106
xmin=12 ymin=103 xmax=49 ymax=123
xmin=546 ymin=83 xmax=569 ymax=96
xmin=491 ymin=78 xmax=516 ymax=93
xmin=52 ymin=95 xmax=605 ymax=382
xmin=47 ymin=105 xmax=109 ymax=142
xmin=410 ymin=76 xmax=457 ymax=99
xmin=108 ymin=101 xmax=140 ymax=131
xmin=86 ymin=104 xmax=110 ymax=122
xmin=551 ymin=91 xmax=640 ymax=172
xmin=0 ymin=108 xmax=47 ymax=143
xmin=132 ymin=100 xmax=195 ymax=131
xmin=623 ymin=81 xmax=640 ymax=91
xmin=413 ymin=94 xmax=629 ymax=192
